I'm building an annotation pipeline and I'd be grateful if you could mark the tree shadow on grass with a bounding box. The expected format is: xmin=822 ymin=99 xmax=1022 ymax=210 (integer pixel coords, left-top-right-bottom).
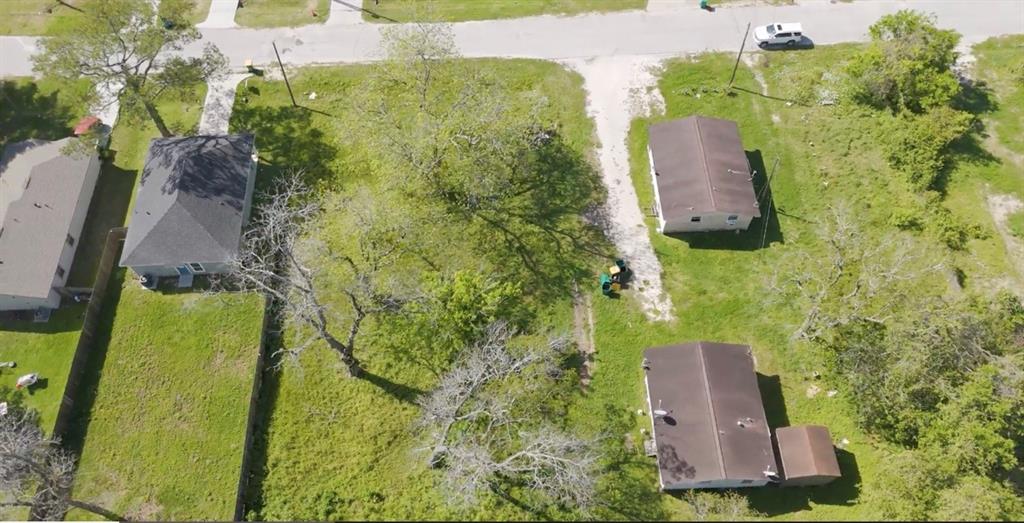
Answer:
xmin=744 ymin=448 xmax=861 ymax=515
xmin=0 ymin=306 xmax=85 ymax=334
xmin=362 ymin=370 xmax=425 ymax=404
xmin=932 ymin=78 xmax=1002 ymax=194
xmin=0 ymin=80 xmax=75 ymax=147
xmin=468 ymin=133 xmax=615 ymax=304
xmin=666 ymin=149 xmax=784 ymax=251
xmin=229 ymin=103 xmax=339 ymax=191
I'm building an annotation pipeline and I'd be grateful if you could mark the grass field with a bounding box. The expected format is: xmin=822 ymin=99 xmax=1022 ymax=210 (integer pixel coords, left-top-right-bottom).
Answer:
xmin=230 ymin=59 xmax=600 ymax=520
xmin=360 ymin=0 xmax=646 ymax=22
xmin=0 ymin=307 xmax=84 ymax=432
xmin=65 ymin=278 xmax=263 ymax=521
xmin=235 ymin=0 xmax=330 ymax=27
xmin=0 ymin=0 xmax=212 ymax=35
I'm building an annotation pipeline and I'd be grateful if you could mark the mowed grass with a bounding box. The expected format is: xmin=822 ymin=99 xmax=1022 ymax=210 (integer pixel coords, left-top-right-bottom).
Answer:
xmin=66 ymin=277 xmax=263 ymax=521
xmin=361 ymin=0 xmax=646 ymax=22
xmin=0 ymin=0 xmax=212 ymax=35
xmin=231 ymin=60 xmax=598 ymax=520
xmin=974 ymin=35 xmax=1024 ymax=158
xmin=235 ymin=0 xmax=330 ymax=27
xmin=0 ymin=307 xmax=84 ymax=432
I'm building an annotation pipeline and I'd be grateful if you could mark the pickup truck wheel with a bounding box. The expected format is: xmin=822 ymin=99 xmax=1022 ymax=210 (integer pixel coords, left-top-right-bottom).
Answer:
xmin=786 ymin=40 xmax=796 ymax=47
xmin=759 ymin=42 xmax=767 ymax=49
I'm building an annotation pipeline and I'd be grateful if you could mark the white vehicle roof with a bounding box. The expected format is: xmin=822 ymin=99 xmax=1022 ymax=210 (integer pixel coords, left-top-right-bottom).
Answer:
xmin=769 ymin=22 xmax=803 ymax=33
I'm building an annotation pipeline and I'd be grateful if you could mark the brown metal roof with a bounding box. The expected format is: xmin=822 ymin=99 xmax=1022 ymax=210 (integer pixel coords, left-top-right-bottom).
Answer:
xmin=643 ymin=342 xmax=777 ymax=487
xmin=775 ymin=425 xmax=841 ymax=481
xmin=648 ymin=116 xmax=761 ymax=219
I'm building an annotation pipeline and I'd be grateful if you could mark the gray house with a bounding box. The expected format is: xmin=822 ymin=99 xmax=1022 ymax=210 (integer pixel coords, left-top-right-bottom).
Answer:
xmin=0 ymin=139 xmax=100 ymax=311
xmin=120 ymin=134 xmax=257 ymax=285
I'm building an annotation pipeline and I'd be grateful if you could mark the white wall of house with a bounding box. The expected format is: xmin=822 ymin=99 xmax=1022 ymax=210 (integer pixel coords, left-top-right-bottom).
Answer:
xmin=126 ymin=261 xmax=232 ymax=279
xmin=663 ymin=211 xmax=755 ymax=234
xmin=0 ymin=292 xmax=59 ymax=311
xmin=663 ymin=477 xmax=770 ymax=490
xmin=647 ymin=146 xmax=668 ymax=233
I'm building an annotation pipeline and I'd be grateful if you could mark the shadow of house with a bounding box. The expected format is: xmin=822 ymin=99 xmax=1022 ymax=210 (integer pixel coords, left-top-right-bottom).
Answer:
xmin=757 ymin=373 xmax=790 ymax=430
xmin=667 ymin=149 xmax=783 ymax=250
xmin=744 ymin=447 xmax=861 ymax=515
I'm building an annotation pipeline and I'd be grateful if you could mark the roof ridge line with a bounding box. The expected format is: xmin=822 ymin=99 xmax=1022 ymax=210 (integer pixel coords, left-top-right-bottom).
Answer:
xmin=697 ymin=341 xmax=729 ymax=479
xmin=693 ymin=117 xmax=719 ymax=212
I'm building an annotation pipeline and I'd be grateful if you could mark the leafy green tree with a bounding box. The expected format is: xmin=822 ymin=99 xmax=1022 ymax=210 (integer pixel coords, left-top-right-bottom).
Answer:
xmin=845 ymin=10 xmax=961 ymax=113
xmin=920 ymin=363 xmax=1023 ymax=477
xmin=380 ymin=271 xmax=525 ymax=375
xmin=883 ymin=105 xmax=973 ymax=190
xmin=872 ymin=449 xmax=954 ymax=521
xmin=33 ymin=0 xmax=226 ymax=137
xmin=934 ymin=476 xmax=1024 ymax=521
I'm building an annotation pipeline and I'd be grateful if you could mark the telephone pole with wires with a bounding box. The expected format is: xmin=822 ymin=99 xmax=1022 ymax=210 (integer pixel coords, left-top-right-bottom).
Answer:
xmin=730 ymin=22 xmax=752 ymax=87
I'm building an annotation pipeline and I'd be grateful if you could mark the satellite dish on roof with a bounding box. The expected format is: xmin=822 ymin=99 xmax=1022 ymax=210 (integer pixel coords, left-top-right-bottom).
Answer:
xmin=653 ymin=409 xmax=669 ymax=417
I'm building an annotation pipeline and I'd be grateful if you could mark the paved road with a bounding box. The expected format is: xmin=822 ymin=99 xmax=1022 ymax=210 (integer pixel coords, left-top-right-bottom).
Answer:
xmin=2 ymin=1 xmax=1022 ymax=76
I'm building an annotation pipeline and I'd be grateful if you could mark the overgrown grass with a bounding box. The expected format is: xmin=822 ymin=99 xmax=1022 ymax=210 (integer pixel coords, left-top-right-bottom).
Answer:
xmin=1010 ymin=212 xmax=1024 ymax=239
xmin=66 ymin=278 xmax=263 ymax=521
xmin=581 ymin=41 xmax=1023 ymax=520
xmin=235 ymin=0 xmax=330 ymax=27
xmin=360 ymin=0 xmax=646 ymax=23
xmin=231 ymin=60 xmax=601 ymax=520
xmin=973 ymin=35 xmax=1024 ymax=158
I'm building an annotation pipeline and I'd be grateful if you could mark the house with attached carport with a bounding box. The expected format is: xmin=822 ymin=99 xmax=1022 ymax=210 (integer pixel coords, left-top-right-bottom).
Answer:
xmin=119 ymin=134 xmax=257 ymax=287
xmin=0 ymin=139 xmax=100 ymax=312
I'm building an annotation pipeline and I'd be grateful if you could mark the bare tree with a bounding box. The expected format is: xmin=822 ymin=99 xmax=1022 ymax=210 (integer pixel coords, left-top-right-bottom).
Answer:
xmin=218 ymin=174 xmax=414 ymax=377
xmin=768 ymin=204 xmax=942 ymax=342
xmin=418 ymin=322 xmax=599 ymax=512
xmin=0 ymin=410 xmax=122 ymax=521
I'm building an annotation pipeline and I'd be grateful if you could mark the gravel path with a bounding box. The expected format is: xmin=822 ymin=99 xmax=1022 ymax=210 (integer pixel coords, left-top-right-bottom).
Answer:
xmin=563 ymin=56 xmax=673 ymax=321
xmin=986 ymin=193 xmax=1024 ymax=296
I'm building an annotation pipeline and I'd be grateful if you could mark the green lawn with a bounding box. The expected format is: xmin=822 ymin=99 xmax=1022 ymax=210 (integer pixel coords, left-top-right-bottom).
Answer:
xmin=0 ymin=307 xmax=84 ymax=432
xmin=235 ymin=0 xmax=330 ymax=27
xmin=0 ymin=0 xmax=212 ymax=35
xmin=360 ymin=0 xmax=646 ymax=22
xmin=0 ymin=77 xmax=92 ymax=147
xmin=66 ymin=278 xmax=263 ymax=521
xmin=974 ymin=35 xmax=1024 ymax=159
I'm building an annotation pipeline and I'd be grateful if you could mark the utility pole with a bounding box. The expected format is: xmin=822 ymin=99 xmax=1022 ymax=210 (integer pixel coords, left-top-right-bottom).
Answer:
xmin=729 ymin=22 xmax=751 ymax=87
xmin=272 ymin=41 xmax=297 ymax=107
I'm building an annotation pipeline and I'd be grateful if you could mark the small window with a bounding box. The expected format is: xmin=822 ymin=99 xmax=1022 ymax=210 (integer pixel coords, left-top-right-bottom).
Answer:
xmin=741 ymin=479 xmax=754 ymax=485
xmin=690 ymin=216 xmax=702 ymax=223
xmin=56 ymin=265 xmax=66 ymax=278
xmin=794 ymin=32 xmax=802 ymax=37
xmin=66 ymin=234 xmax=75 ymax=246
xmin=189 ymin=262 xmax=206 ymax=273
xmin=778 ymin=32 xmax=792 ymax=38
xmin=727 ymin=215 xmax=739 ymax=225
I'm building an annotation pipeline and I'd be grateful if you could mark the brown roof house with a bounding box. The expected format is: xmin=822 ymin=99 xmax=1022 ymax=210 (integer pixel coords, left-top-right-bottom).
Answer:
xmin=120 ymin=135 xmax=257 ymax=287
xmin=774 ymin=425 xmax=842 ymax=487
xmin=643 ymin=341 xmax=779 ymax=489
xmin=0 ymin=139 xmax=100 ymax=311
xmin=647 ymin=116 xmax=761 ymax=233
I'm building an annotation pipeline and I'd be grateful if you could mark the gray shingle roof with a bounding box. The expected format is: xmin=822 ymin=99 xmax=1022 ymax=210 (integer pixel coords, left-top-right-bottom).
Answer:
xmin=0 ymin=139 xmax=98 ymax=299
xmin=120 ymin=134 xmax=256 ymax=268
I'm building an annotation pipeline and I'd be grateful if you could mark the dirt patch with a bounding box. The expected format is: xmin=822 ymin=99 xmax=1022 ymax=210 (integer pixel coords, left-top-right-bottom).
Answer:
xmin=572 ymin=286 xmax=596 ymax=388
xmin=986 ymin=193 xmax=1024 ymax=296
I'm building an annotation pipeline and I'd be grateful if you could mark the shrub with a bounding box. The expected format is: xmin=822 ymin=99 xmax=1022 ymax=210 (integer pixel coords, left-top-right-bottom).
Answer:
xmin=883 ymin=106 xmax=973 ymax=190
xmin=844 ymin=10 xmax=962 ymax=113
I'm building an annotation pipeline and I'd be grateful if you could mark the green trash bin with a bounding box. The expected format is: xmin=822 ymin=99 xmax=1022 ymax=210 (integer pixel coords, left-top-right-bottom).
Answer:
xmin=600 ymin=273 xmax=613 ymax=296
